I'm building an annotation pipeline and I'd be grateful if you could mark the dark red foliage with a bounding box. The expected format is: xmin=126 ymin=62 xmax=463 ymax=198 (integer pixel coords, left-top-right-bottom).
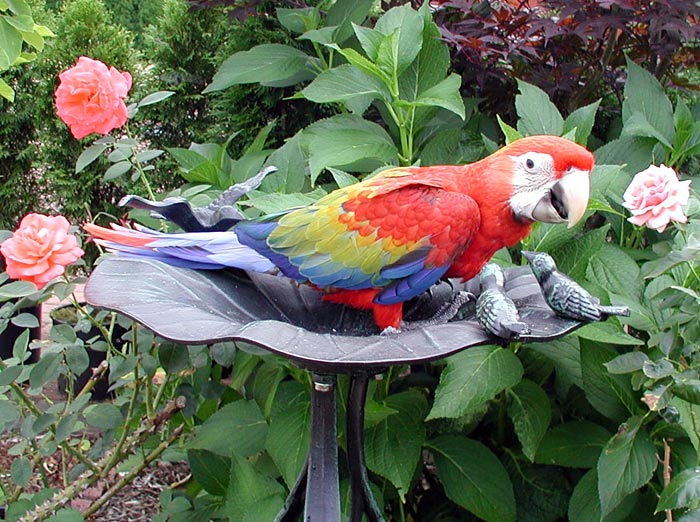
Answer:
xmin=431 ymin=0 xmax=700 ymax=118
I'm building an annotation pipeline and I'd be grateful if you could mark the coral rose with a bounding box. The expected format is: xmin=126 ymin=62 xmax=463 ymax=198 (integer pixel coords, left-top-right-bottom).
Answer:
xmin=0 ymin=214 xmax=84 ymax=289
xmin=55 ymin=56 xmax=132 ymax=139
xmin=622 ymin=165 xmax=691 ymax=233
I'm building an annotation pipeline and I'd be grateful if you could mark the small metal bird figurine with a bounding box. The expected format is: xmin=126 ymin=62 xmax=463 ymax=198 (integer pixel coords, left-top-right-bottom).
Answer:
xmin=475 ymin=263 xmax=531 ymax=339
xmin=522 ymin=251 xmax=630 ymax=322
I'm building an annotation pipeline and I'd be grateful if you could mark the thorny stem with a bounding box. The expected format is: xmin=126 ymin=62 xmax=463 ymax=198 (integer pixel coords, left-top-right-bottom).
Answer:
xmin=662 ymin=438 xmax=673 ymax=522
xmin=17 ymin=396 xmax=186 ymax=522
xmin=83 ymin=424 xmax=185 ymax=518
xmin=123 ymin=123 xmax=156 ymax=201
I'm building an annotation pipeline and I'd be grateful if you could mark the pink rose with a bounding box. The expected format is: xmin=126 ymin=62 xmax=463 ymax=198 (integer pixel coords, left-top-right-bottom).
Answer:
xmin=0 ymin=214 xmax=84 ymax=289
xmin=55 ymin=56 xmax=133 ymax=140
xmin=622 ymin=165 xmax=691 ymax=233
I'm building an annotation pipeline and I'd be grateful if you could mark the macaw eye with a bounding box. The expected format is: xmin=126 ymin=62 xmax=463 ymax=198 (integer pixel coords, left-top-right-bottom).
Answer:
xmin=526 ymin=158 xmax=535 ymax=169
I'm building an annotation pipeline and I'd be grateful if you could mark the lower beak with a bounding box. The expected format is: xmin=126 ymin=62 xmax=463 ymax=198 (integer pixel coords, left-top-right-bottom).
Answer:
xmin=532 ymin=168 xmax=590 ymax=228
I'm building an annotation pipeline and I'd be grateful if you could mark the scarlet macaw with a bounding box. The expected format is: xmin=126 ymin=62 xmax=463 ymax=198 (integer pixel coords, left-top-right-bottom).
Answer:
xmin=85 ymin=135 xmax=594 ymax=331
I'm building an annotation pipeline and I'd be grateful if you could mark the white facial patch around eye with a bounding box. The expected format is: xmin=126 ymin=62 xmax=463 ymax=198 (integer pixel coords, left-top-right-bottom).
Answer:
xmin=507 ymin=152 xmax=556 ymax=215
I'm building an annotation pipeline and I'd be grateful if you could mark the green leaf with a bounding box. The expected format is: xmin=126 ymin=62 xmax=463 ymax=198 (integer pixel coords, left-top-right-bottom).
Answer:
xmin=10 ymin=456 xmax=31 ymax=487
xmin=75 ymin=144 xmax=107 ymax=173
xmin=332 ymin=46 xmax=391 ymax=86
xmin=622 ymin=58 xmax=675 ymax=147
xmin=353 ymin=24 xmax=383 ymax=61
xmin=622 ymin=112 xmax=673 ymax=148
xmin=303 ymin=114 xmax=398 ymax=183
xmin=397 ymin=6 xmax=450 ymax=133
xmin=46 ymin=508 xmax=84 ymax=522
xmin=553 ymin=224 xmax=609 ymax=280
xmin=224 ymin=452 xmax=285 ymax=518
xmin=250 ymin=360 xmax=284 ymax=420
xmin=497 ymin=114 xmax=523 ymax=144
xmin=138 ymin=90 xmax=174 ymax=107
xmin=657 ymin=467 xmax=700 ymax=511
xmin=187 ymin=448 xmax=230 ymax=496
xmin=0 ymin=365 xmax=22 ymax=386
xmin=103 ymin=160 xmax=132 ymax=181
xmin=188 ymin=400 xmax=267 ymax=458
xmin=0 ymin=280 xmax=37 ymax=298
xmin=597 ymin=415 xmax=657 ymax=517
xmin=604 ymin=352 xmax=650 ymax=374
xmin=535 ymin=421 xmax=610 ymax=468
xmin=10 ymin=312 xmax=37 ymax=329
xmin=640 ymin=234 xmax=700 ymax=279
xmin=263 ymin=133 xmax=305 ymax=193
xmin=244 ymin=190 xmax=324 ymax=215
xmin=428 ymin=345 xmax=523 ymax=420
xmin=83 ymin=403 xmax=123 ymax=430
xmin=576 ymin=321 xmax=644 ymax=346
xmin=365 ymin=389 xmax=427 ymax=498
xmin=135 ymin=149 xmax=164 ymax=163
xmin=204 ymin=44 xmax=311 ymax=93
xmin=325 ymin=0 xmax=373 ymax=45
xmin=507 ymin=379 xmax=551 ymax=462
xmin=581 ymin=341 xmax=640 ymax=421
xmin=65 ymin=345 xmax=89 ymax=376
xmin=586 ymin=244 xmax=643 ymax=300
xmin=673 ymin=379 xmax=700 ymax=406
xmin=29 ymin=352 xmax=61 ymax=389
xmin=429 ymin=435 xmax=516 ymax=522
xmin=515 ymin=80 xmax=564 ymax=136
xmin=158 ymin=341 xmax=190 ymax=373
xmin=12 ymin=327 xmax=28 ymax=361
xmin=0 ymin=17 xmax=23 ymax=67
xmin=411 ymin=73 xmax=465 ymax=119
xmin=671 ymin=398 xmax=700 ymax=452
xmin=327 ymin=167 xmax=359 ymax=188
xmin=594 ymin=136 xmax=656 ymax=175
xmin=265 ymin=382 xmax=310 ymax=488
xmin=568 ymin=469 xmax=637 ymax=522
xmin=590 ymin=164 xmax=629 ymax=205
xmin=373 ymin=4 xmax=424 ymax=77
xmin=563 ymin=100 xmax=600 ymax=145
xmin=0 ymin=76 xmax=14 ymax=101
xmin=276 ymin=7 xmax=319 ymax=34
xmin=301 ymin=64 xmax=390 ymax=107
xmin=0 ymin=399 xmax=19 ymax=432
xmin=6 ymin=0 xmax=31 ymax=16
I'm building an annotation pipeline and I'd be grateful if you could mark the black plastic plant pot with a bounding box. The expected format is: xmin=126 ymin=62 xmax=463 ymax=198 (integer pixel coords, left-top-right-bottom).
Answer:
xmin=84 ymin=257 xmax=582 ymax=374
xmin=50 ymin=303 xmax=126 ymax=400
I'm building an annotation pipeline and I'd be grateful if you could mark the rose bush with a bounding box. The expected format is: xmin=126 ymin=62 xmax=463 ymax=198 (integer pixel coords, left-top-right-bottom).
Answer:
xmin=0 ymin=213 xmax=84 ymax=288
xmin=54 ymin=56 xmax=132 ymax=139
xmin=623 ymin=164 xmax=692 ymax=232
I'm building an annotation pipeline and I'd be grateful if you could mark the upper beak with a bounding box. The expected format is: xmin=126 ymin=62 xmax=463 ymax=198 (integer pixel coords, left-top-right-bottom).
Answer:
xmin=531 ymin=168 xmax=590 ymax=228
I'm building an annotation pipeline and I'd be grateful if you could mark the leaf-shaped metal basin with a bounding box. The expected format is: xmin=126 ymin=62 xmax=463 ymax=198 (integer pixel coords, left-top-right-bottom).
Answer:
xmin=85 ymin=257 xmax=581 ymax=373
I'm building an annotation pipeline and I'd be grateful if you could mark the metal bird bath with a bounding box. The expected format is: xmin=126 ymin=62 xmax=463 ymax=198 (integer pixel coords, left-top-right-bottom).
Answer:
xmin=85 ymin=257 xmax=583 ymax=521
xmin=84 ymin=185 xmax=584 ymax=521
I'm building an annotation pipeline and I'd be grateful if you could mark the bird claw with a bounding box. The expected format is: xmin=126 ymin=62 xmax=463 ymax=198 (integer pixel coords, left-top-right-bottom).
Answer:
xmin=401 ymin=290 xmax=475 ymax=330
xmin=380 ymin=326 xmax=402 ymax=336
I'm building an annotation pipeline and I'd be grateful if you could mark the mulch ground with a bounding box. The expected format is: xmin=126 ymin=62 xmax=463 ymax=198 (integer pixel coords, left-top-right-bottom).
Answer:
xmin=0 ymin=431 xmax=190 ymax=521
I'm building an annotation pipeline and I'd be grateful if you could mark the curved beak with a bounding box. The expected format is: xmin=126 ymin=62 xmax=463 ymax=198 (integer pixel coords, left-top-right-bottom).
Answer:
xmin=531 ymin=168 xmax=590 ymax=228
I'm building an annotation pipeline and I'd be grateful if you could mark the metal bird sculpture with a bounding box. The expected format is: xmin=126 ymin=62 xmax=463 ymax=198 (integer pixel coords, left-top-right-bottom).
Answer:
xmin=522 ymin=251 xmax=630 ymax=322
xmin=476 ymin=263 xmax=530 ymax=339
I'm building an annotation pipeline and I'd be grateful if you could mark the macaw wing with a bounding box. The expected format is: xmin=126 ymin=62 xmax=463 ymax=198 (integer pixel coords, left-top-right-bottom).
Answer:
xmin=266 ymin=180 xmax=480 ymax=302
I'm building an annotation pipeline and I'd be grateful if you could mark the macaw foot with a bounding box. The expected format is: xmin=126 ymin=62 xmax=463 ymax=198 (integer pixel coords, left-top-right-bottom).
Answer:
xmin=400 ymin=291 xmax=474 ymax=331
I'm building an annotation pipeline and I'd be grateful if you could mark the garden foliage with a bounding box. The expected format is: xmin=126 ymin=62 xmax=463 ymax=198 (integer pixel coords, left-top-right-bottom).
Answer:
xmin=1 ymin=1 xmax=700 ymax=521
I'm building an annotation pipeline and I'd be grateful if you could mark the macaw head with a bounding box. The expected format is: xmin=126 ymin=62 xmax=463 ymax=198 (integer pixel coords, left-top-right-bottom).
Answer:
xmin=521 ymin=250 xmax=556 ymax=281
xmin=498 ymin=135 xmax=595 ymax=229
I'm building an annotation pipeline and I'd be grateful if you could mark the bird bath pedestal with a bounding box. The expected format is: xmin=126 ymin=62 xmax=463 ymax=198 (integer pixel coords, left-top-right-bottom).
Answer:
xmin=84 ymin=257 xmax=583 ymax=521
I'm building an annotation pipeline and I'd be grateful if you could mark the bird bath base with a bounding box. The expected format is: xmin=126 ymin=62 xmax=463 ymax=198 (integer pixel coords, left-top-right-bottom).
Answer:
xmin=84 ymin=257 xmax=584 ymax=521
